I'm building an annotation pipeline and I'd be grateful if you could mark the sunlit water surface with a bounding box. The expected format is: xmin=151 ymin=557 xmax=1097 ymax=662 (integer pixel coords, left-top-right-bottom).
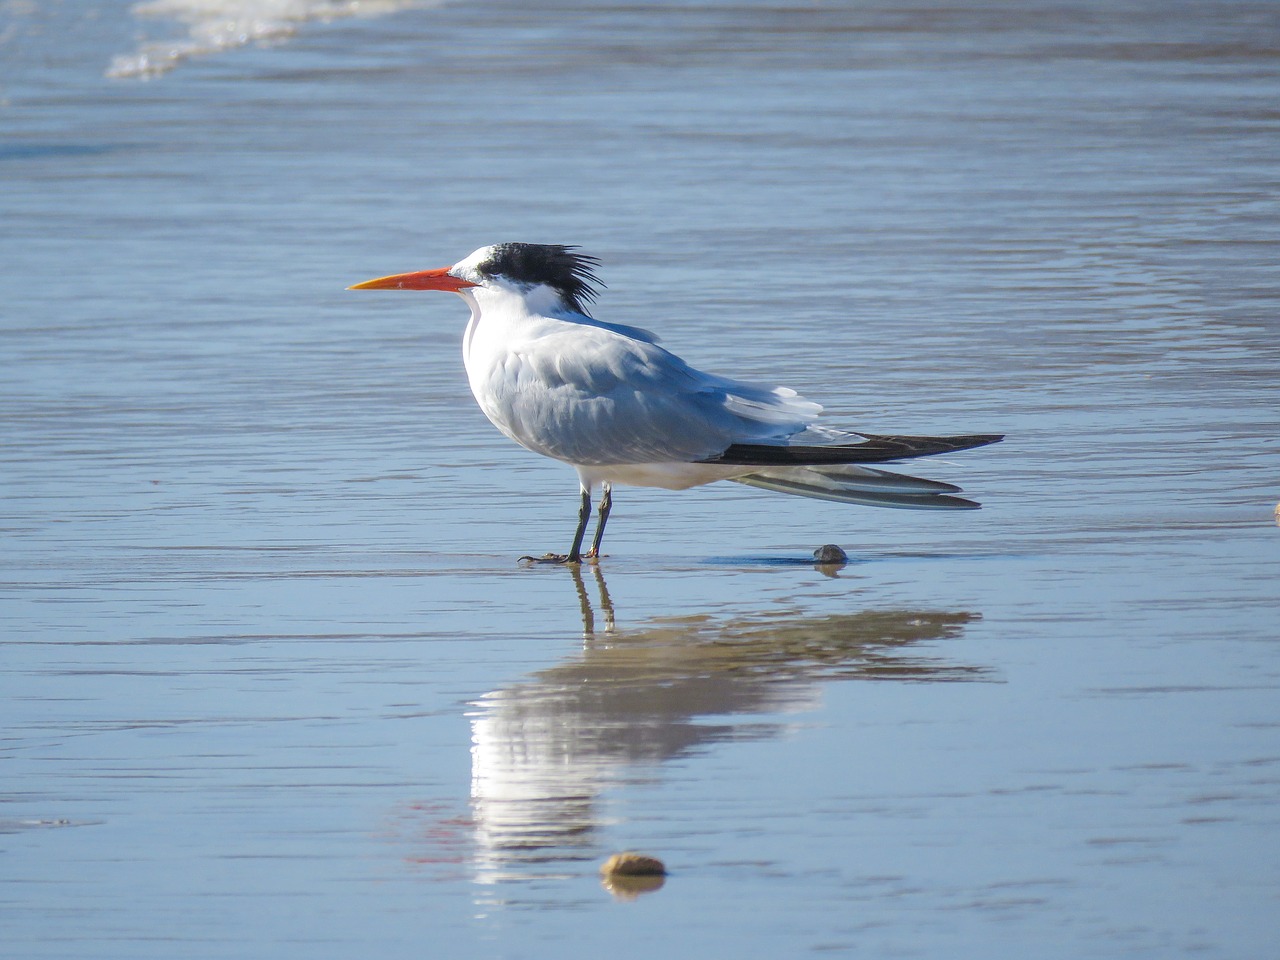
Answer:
xmin=2 ymin=1 xmax=1278 ymax=957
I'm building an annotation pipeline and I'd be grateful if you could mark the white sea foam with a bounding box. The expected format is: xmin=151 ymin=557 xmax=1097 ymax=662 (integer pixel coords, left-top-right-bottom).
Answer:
xmin=106 ymin=0 xmax=425 ymax=79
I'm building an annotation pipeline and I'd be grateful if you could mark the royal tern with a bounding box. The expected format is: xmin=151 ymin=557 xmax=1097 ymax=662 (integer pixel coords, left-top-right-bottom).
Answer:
xmin=350 ymin=243 xmax=1002 ymax=563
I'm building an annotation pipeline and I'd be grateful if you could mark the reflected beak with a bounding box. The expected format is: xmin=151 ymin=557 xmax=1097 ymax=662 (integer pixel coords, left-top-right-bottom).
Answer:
xmin=347 ymin=266 xmax=478 ymax=292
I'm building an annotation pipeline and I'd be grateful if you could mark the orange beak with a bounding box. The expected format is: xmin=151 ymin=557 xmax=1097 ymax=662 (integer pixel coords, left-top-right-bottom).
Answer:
xmin=347 ymin=266 xmax=479 ymax=292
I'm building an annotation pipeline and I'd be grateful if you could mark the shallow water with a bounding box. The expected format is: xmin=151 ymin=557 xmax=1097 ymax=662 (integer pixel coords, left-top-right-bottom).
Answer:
xmin=2 ymin=1 xmax=1279 ymax=957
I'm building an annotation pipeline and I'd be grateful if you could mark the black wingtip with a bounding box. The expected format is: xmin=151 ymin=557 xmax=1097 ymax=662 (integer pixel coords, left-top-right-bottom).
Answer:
xmin=702 ymin=433 xmax=1004 ymax=467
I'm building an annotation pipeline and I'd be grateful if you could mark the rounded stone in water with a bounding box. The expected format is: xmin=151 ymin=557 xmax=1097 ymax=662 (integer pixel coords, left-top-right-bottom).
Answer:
xmin=601 ymin=852 xmax=667 ymax=876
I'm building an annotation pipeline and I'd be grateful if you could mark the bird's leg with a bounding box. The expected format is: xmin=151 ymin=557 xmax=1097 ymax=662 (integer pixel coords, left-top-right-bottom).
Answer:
xmin=565 ymin=486 xmax=591 ymax=563
xmin=519 ymin=486 xmax=591 ymax=564
xmin=584 ymin=482 xmax=612 ymax=561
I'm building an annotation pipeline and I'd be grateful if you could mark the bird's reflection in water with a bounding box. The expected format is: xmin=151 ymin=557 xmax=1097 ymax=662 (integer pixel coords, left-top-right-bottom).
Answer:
xmin=468 ymin=566 xmax=986 ymax=884
xmin=569 ymin=562 xmax=616 ymax=636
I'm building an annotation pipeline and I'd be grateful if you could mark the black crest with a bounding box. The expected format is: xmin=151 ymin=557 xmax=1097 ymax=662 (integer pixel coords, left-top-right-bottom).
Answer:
xmin=477 ymin=243 xmax=605 ymax=314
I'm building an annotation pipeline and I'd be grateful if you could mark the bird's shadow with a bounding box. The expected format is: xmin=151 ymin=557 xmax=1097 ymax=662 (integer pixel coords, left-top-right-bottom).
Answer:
xmin=701 ymin=549 xmax=1016 ymax=569
xmin=702 ymin=554 xmax=855 ymax=573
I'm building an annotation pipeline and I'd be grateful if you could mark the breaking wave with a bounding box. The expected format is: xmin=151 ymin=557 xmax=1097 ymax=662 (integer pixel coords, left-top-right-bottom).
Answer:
xmin=107 ymin=0 xmax=427 ymax=79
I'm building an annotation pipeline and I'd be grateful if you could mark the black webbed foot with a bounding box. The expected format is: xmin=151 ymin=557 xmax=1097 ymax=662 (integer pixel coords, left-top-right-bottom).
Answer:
xmin=518 ymin=552 xmax=581 ymax=565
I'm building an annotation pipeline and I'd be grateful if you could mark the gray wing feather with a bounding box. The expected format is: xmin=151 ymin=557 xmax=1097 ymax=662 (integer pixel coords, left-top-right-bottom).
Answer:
xmin=496 ymin=326 xmax=821 ymax=465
